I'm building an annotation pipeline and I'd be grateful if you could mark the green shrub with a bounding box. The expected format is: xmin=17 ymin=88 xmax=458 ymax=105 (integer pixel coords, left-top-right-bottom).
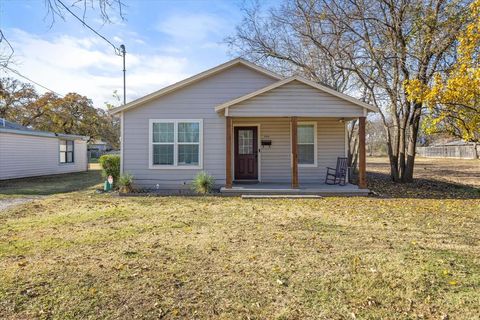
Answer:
xmin=118 ymin=173 xmax=134 ymax=193
xmin=191 ymin=171 xmax=215 ymax=194
xmin=99 ymin=154 xmax=120 ymax=186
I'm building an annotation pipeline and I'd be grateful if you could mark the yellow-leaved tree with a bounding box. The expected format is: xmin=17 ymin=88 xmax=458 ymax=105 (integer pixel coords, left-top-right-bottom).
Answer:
xmin=406 ymin=0 xmax=480 ymax=142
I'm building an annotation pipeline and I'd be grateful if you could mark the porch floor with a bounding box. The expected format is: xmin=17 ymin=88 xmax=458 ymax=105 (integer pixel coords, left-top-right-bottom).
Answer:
xmin=220 ymin=182 xmax=370 ymax=196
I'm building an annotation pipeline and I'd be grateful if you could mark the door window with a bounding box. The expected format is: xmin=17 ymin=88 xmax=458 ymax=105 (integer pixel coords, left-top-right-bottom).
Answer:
xmin=238 ymin=129 xmax=253 ymax=155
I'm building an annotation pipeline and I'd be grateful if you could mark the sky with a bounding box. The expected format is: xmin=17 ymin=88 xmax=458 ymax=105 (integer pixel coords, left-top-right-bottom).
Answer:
xmin=0 ymin=0 xmax=266 ymax=108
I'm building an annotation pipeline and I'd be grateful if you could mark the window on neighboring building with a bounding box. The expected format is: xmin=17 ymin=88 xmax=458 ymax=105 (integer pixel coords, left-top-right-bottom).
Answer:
xmin=150 ymin=120 xmax=202 ymax=168
xmin=297 ymin=123 xmax=316 ymax=166
xmin=60 ymin=140 xmax=74 ymax=163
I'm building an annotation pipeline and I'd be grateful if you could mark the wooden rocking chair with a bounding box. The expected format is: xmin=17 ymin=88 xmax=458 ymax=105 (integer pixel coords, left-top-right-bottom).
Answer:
xmin=325 ymin=157 xmax=348 ymax=186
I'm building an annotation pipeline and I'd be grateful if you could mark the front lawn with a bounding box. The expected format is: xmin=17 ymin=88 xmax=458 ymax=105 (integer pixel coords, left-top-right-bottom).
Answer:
xmin=0 ymin=170 xmax=102 ymax=198
xmin=0 ymin=192 xmax=479 ymax=319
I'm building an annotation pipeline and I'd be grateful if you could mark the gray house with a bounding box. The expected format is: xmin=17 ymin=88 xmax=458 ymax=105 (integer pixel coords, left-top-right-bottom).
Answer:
xmin=110 ymin=58 xmax=377 ymax=194
xmin=0 ymin=119 xmax=88 ymax=180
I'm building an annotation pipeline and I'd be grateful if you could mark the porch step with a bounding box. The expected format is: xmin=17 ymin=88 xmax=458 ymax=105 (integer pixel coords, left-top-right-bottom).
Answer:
xmin=242 ymin=194 xmax=323 ymax=199
xmin=220 ymin=184 xmax=370 ymax=197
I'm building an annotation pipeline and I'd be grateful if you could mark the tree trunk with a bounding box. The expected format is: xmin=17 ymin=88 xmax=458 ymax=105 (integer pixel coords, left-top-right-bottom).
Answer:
xmin=389 ymin=121 xmax=402 ymax=182
xmin=398 ymin=124 xmax=406 ymax=179
xmin=347 ymin=120 xmax=358 ymax=168
xmin=403 ymin=105 xmax=422 ymax=182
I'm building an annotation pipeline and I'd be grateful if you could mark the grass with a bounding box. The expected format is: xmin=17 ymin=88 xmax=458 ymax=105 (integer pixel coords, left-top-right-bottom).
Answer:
xmin=0 ymin=158 xmax=479 ymax=319
xmin=366 ymin=157 xmax=479 ymax=198
xmin=0 ymin=170 xmax=102 ymax=198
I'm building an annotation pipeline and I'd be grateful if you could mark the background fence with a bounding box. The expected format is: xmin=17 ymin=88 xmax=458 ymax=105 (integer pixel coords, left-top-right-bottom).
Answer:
xmin=417 ymin=144 xmax=479 ymax=159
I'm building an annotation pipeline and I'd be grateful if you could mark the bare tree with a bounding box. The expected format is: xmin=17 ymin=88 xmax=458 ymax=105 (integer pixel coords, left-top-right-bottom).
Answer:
xmin=366 ymin=117 xmax=388 ymax=156
xmin=228 ymin=0 xmax=471 ymax=182
xmin=0 ymin=0 xmax=125 ymax=69
xmin=227 ymin=1 xmax=366 ymax=167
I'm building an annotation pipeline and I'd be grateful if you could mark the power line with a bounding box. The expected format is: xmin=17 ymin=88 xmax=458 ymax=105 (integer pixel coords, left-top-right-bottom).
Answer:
xmin=56 ymin=0 xmax=121 ymax=56
xmin=56 ymin=0 xmax=127 ymax=104
xmin=3 ymin=66 xmax=64 ymax=96
xmin=0 ymin=30 xmax=15 ymax=64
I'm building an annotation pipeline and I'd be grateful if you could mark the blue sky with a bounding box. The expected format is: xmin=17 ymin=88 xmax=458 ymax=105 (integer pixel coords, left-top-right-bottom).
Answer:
xmin=0 ymin=0 xmax=270 ymax=107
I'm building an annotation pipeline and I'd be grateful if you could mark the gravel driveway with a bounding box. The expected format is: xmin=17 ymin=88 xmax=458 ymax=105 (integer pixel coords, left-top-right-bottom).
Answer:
xmin=0 ymin=197 xmax=40 ymax=212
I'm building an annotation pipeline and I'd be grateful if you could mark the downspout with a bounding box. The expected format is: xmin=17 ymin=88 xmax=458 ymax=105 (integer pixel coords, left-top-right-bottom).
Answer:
xmin=120 ymin=111 xmax=124 ymax=175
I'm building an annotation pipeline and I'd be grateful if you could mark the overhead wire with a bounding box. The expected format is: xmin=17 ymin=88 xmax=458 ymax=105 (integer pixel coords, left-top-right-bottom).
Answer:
xmin=56 ymin=0 xmax=122 ymax=56
xmin=1 ymin=0 xmax=123 ymax=97
xmin=3 ymin=65 xmax=64 ymax=96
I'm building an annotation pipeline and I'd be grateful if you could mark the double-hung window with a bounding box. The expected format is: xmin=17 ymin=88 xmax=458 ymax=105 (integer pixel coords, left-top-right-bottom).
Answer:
xmin=297 ymin=122 xmax=317 ymax=166
xmin=150 ymin=119 xmax=202 ymax=168
xmin=59 ymin=140 xmax=74 ymax=163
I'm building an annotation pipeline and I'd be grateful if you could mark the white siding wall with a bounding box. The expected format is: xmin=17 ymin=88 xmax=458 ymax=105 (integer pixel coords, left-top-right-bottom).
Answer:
xmin=233 ymin=118 xmax=346 ymax=183
xmin=123 ymin=64 xmax=277 ymax=189
xmin=228 ymin=80 xmax=365 ymax=117
xmin=0 ymin=133 xmax=88 ymax=180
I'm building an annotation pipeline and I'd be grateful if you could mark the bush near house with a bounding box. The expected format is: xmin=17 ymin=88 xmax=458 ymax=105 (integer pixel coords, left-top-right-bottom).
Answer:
xmin=191 ymin=171 xmax=215 ymax=194
xmin=118 ymin=173 xmax=134 ymax=193
xmin=98 ymin=154 xmax=120 ymax=186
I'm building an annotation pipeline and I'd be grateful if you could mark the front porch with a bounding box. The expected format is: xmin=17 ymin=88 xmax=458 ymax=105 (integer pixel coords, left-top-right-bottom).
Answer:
xmin=220 ymin=182 xmax=369 ymax=196
xmin=215 ymin=76 xmax=375 ymax=195
xmin=223 ymin=116 xmax=368 ymax=194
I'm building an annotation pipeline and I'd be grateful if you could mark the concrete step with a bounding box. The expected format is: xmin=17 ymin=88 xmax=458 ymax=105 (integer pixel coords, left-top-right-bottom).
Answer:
xmin=242 ymin=194 xmax=323 ymax=199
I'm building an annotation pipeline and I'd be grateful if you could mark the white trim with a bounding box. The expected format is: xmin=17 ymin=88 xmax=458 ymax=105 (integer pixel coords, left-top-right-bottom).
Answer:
xmin=232 ymin=123 xmax=261 ymax=182
xmin=110 ymin=58 xmax=282 ymax=115
xmin=344 ymin=121 xmax=348 ymax=158
xmin=58 ymin=139 xmax=75 ymax=165
xmin=344 ymin=121 xmax=349 ymax=184
xmin=120 ymin=111 xmax=124 ymax=174
xmin=215 ymin=76 xmax=379 ymax=113
xmin=148 ymin=119 xmax=203 ymax=170
xmin=297 ymin=121 xmax=318 ymax=168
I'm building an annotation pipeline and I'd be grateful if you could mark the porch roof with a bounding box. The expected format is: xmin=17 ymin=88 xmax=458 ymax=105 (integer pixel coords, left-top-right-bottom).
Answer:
xmin=215 ymin=76 xmax=378 ymax=117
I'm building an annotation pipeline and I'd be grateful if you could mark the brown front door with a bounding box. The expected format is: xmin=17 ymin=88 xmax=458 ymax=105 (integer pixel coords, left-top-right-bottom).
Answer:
xmin=234 ymin=126 xmax=258 ymax=180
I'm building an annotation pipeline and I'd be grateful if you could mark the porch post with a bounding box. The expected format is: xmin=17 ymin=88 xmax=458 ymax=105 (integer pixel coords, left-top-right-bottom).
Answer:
xmin=225 ymin=116 xmax=233 ymax=188
xmin=358 ymin=116 xmax=367 ymax=189
xmin=291 ymin=116 xmax=299 ymax=188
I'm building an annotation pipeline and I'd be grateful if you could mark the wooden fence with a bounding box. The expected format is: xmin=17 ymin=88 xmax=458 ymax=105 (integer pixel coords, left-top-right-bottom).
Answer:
xmin=417 ymin=145 xmax=479 ymax=159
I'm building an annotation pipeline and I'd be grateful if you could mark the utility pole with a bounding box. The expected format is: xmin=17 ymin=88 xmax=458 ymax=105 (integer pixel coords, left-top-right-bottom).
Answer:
xmin=120 ymin=44 xmax=126 ymax=105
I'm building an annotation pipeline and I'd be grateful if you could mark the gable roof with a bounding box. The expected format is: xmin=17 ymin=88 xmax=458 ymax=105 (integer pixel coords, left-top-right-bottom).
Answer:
xmin=109 ymin=58 xmax=282 ymax=115
xmin=215 ymin=76 xmax=378 ymax=113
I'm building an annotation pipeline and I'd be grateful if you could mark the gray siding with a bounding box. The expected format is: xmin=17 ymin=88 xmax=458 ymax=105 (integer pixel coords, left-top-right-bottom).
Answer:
xmin=233 ymin=118 xmax=346 ymax=183
xmin=228 ymin=80 xmax=365 ymax=117
xmin=123 ymin=64 xmax=277 ymax=189
xmin=0 ymin=133 xmax=87 ymax=180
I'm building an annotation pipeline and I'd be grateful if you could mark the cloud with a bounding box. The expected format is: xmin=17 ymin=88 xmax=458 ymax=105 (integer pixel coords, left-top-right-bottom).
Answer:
xmin=5 ymin=29 xmax=190 ymax=107
xmin=157 ymin=13 xmax=226 ymax=44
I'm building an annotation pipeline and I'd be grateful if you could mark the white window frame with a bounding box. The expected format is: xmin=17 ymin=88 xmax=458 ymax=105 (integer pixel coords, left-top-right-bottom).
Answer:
xmin=297 ymin=121 xmax=317 ymax=167
xmin=149 ymin=119 xmax=203 ymax=169
xmin=59 ymin=139 xmax=75 ymax=165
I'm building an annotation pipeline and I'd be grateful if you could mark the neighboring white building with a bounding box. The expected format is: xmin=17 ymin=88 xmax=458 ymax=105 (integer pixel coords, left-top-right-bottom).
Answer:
xmin=0 ymin=119 xmax=88 ymax=180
